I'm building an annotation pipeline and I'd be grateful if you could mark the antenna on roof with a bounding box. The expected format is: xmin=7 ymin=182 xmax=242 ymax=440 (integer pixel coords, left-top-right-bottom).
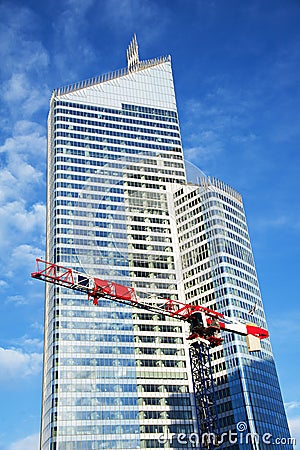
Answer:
xmin=127 ymin=34 xmax=140 ymax=72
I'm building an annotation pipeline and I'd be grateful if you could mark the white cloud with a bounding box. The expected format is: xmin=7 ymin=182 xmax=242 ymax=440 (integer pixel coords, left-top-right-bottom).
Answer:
xmin=181 ymin=88 xmax=258 ymax=170
xmin=0 ymin=5 xmax=49 ymax=122
xmin=3 ymin=73 xmax=29 ymax=102
xmin=231 ymin=132 xmax=257 ymax=144
xmin=3 ymin=244 xmax=44 ymax=282
xmin=184 ymin=143 xmax=222 ymax=164
xmin=0 ymin=120 xmax=46 ymax=272
xmin=5 ymin=244 xmax=45 ymax=280
xmin=30 ymin=321 xmax=44 ymax=334
xmin=0 ymin=198 xmax=44 ymax=278
xmin=6 ymin=336 xmax=43 ymax=352
xmin=7 ymin=432 xmax=39 ymax=450
xmin=52 ymin=0 xmax=96 ymax=80
xmin=285 ymin=401 xmax=300 ymax=446
xmin=7 ymin=203 xmax=46 ymax=234
xmin=102 ymin=0 xmax=164 ymax=30
xmin=11 ymin=244 xmax=44 ymax=265
xmin=254 ymin=213 xmax=300 ymax=231
xmin=0 ymin=4 xmax=49 ymax=78
xmin=0 ymin=202 xmax=45 ymax=255
xmin=181 ymin=100 xmax=225 ymax=166
xmin=66 ymin=0 xmax=95 ymax=13
xmin=0 ymin=164 xmax=43 ymax=202
xmin=106 ymin=0 xmax=170 ymax=42
xmin=269 ymin=316 xmax=300 ymax=339
xmin=19 ymin=337 xmax=43 ymax=351
xmin=0 ymin=5 xmax=47 ymax=299
xmin=0 ymin=347 xmax=42 ymax=381
xmin=2 ymin=73 xmax=49 ymax=117
xmin=288 ymin=416 xmax=300 ymax=448
xmin=0 ymin=119 xmax=46 ymax=156
xmin=285 ymin=401 xmax=300 ymax=411
xmin=6 ymin=295 xmax=28 ymax=306
xmin=0 ymin=120 xmax=46 ymax=204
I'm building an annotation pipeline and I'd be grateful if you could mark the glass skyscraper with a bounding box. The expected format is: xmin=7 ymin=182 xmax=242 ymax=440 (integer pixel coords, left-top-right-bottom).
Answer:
xmin=42 ymin=36 xmax=292 ymax=450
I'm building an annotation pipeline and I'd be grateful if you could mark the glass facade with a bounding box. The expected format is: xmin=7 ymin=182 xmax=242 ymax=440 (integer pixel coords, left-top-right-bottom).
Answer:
xmin=173 ymin=178 xmax=292 ymax=449
xmin=41 ymin=37 xmax=292 ymax=449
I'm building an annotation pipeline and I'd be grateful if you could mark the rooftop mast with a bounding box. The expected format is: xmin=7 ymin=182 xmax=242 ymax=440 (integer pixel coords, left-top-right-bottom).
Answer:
xmin=127 ymin=34 xmax=140 ymax=72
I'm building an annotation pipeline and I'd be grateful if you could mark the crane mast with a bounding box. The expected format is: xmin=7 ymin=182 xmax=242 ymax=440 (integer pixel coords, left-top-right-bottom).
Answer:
xmin=32 ymin=258 xmax=269 ymax=449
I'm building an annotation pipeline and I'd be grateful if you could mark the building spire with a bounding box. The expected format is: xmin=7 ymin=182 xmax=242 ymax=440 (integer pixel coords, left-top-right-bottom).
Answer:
xmin=126 ymin=34 xmax=139 ymax=72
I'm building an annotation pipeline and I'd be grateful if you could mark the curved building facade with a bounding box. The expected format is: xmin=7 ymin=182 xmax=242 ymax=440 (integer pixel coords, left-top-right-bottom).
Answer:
xmin=41 ymin=36 xmax=292 ymax=450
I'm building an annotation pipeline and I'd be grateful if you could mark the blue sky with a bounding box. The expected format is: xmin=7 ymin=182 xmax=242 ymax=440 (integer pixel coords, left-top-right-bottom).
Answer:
xmin=0 ymin=0 xmax=299 ymax=448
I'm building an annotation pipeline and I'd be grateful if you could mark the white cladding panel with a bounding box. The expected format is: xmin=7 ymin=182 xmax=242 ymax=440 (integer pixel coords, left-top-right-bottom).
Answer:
xmin=58 ymin=62 xmax=177 ymax=111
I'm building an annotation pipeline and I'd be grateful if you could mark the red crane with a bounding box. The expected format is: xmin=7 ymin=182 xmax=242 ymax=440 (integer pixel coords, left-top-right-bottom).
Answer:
xmin=32 ymin=258 xmax=269 ymax=449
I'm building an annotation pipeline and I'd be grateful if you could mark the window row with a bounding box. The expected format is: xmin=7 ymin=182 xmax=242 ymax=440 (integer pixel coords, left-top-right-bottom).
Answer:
xmin=60 ymin=396 xmax=137 ymax=407
xmin=55 ymin=113 xmax=179 ymax=130
xmin=56 ymin=217 xmax=126 ymax=229
xmin=55 ymin=181 xmax=124 ymax=194
xmin=59 ymin=356 xmax=136 ymax=367
xmin=55 ymin=100 xmax=177 ymax=121
xmin=203 ymin=190 xmax=244 ymax=213
xmin=55 ymin=145 xmax=183 ymax=160
xmin=59 ymin=321 xmax=135 ymax=331
xmin=53 ymin=409 xmax=139 ymax=421
xmin=55 ymin=137 xmax=182 ymax=153
xmin=55 ymin=155 xmax=158 ymax=168
xmin=55 ymin=130 xmax=181 ymax=146
xmin=52 ymin=423 xmax=138 ymax=436
xmin=55 ymin=163 xmax=185 ymax=178
xmin=59 ymin=332 xmax=134 ymax=343
xmin=52 ymin=439 xmax=139 ymax=450
xmin=135 ymin=359 xmax=186 ymax=368
xmin=56 ymin=228 xmax=128 ymax=241
xmin=133 ymin=324 xmax=182 ymax=333
xmin=136 ymin=370 xmax=188 ymax=380
xmin=59 ymin=368 xmax=137 ymax=380
xmin=55 ymin=121 xmax=181 ymax=138
xmin=55 ymin=237 xmax=128 ymax=247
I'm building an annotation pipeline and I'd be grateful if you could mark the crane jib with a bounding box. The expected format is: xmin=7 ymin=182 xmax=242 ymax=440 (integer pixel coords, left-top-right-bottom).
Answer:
xmin=31 ymin=258 xmax=269 ymax=343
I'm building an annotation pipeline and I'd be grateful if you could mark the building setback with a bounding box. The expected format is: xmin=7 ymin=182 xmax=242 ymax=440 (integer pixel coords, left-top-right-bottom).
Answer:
xmin=42 ymin=36 xmax=292 ymax=450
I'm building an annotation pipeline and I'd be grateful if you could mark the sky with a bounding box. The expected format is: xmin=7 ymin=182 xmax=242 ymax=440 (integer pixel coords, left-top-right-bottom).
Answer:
xmin=0 ymin=0 xmax=299 ymax=448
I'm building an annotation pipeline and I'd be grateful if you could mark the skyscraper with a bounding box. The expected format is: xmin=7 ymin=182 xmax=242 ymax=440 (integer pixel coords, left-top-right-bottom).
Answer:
xmin=42 ymin=36 xmax=292 ymax=450
xmin=172 ymin=178 xmax=292 ymax=448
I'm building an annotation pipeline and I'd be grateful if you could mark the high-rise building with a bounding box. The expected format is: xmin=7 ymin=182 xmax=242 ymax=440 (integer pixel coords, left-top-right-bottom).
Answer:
xmin=172 ymin=178 xmax=292 ymax=447
xmin=42 ymin=36 xmax=292 ymax=450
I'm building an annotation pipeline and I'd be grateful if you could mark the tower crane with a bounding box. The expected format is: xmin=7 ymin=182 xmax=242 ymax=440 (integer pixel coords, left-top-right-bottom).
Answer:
xmin=32 ymin=258 xmax=269 ymax=449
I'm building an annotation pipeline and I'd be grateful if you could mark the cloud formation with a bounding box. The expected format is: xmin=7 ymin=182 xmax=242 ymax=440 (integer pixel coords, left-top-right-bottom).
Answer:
xmin=0 ymin=203 xmax=45 ymax=264
xmin=101 ymin=0 xmax=169 ymax=37
xmin=0 ymin=117 xmax=46 ymax=284
xmin=285 ymin=401 xmax=300 ymax=411
xmin=3 ymin=73 xmax=49 ymax=117
xmin=287 ymin=416 xmax=300 ymax=446
xmin=0 ymin=347 xmax=42 ymax=381
xmin=181 ymin=88 xmax=259 ymax=169
xmin=7 ymin=433 xmax=39 ymax=450
xmin=0 ymin=120 xmax=46 ymax=203
xmin=0 ymin=4 xmax=49 ymax=78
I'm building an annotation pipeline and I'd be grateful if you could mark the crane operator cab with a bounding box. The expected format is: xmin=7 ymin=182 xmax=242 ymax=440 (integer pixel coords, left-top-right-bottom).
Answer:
xmin=187 ymin=311 xmax=222 ymax=347
xmin=189 ymin=312 xmax=206 ymax=335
